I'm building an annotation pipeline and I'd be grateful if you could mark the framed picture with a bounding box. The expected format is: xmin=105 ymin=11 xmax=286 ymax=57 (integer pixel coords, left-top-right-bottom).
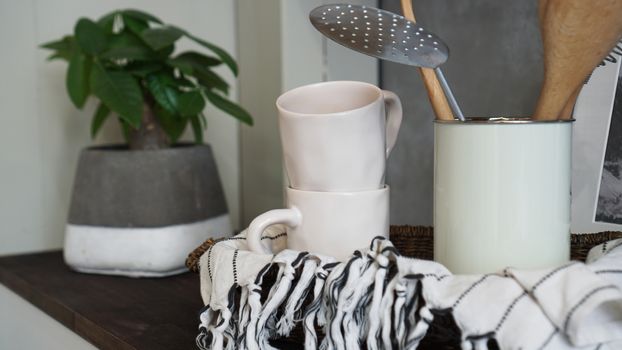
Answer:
xmin=595 ymin=70 xmax=622 ymax=226
xmin=571 ymin=58 xmax=622 ymax=233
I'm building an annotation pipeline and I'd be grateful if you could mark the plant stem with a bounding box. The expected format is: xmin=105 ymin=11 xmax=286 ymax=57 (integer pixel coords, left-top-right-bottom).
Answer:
xmin=128 ymin=97 xmax=170 ymax=150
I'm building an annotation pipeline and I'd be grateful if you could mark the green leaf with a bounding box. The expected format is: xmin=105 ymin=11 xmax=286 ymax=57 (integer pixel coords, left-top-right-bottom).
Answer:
xmin=40 ymin=35 xmax=74 ymax=51
xmin=153 ymin=104 xmax=187 ymax=143
xmin=89 ymin=64 xmax=143 ymax=128
xmin=156 ymin=44 xmax=175 ymax=60
xmin=193 ymin=65 xmax=229 ymax=94
xmin=100 ymin=31 xmax=153 ymax=61
xmin=100 ymin=46 xmax=153 ymax=61
xmin=174 ymin=76 xmax=196 ymax=88
xmin=109 ymin=31 xmax=144 ymax=46
xmin=169 ymin=56 xmax=228 ymax=93
xmin=177 ymin=90 xmax=205 ymax=116
xmin=75 ymin=18 xmax=108 ymax=54
xmin=122 ymin=9 xmax=163 ymax=24
xmin=66 ymin=52 xmax=91 ymax=108
xmin=204 ymin=90 xmax=253 ymax=126
xmin=179 ymin=28 xmax=238 ymax=75
xmin=152 ymin=70 xmax=176 ymax=84
xmin=180 ymin=75 xmax=197 ymax=86
xmin=46 ymin=51 xmax=72 ymax=61
xmin=97 ymin=11 xmax=119 ymax=32
xmin=138 ymin=67 xmax=192 ymax=87
xmin=167 ymin=57 xmax=193 ymax=75
xmin=154 ymin=70 xmax=194 ymax=88
xmin=146 ymin=73 xmax=178 ymax=114
xmin=127 ymin=62 xmax=163 ymax=77
xmin=173 ymin=51 xmax=221 ymax=67
xmin=140 ymin=26 xmax=183 ymax=50
xmin=165 ymin=44 xmax=231 ymax=94
xmin=41 ymin=36 xmax=75 ymax=61
xmin=190 ymin=114 xmax=203 ymax=144
xmin=122 ymin=14 xmax=149 ymax=36
xmin=91 ymin=103 xmax=110 ymax=138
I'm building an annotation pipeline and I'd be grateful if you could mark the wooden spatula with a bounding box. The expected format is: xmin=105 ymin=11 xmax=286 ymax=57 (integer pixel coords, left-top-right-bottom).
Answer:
xmin=533 ymin=0 xmax=622 ymax=120
xmin=400 ymin=0 xmax=454 ymax=121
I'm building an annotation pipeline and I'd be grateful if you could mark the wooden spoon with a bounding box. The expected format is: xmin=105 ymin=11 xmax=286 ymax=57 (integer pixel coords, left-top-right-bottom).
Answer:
xmin=533 ymin=0 xmax=622 ymax=120
xmin=400 ymin=0 xmax=454 ymax=121
xmin=539 ymin=0 xmax=584 ymax=120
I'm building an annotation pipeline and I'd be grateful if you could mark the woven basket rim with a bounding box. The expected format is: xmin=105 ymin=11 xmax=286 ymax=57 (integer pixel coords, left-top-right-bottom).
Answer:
xmin=185 ymin=226 xmax=622 ymax=273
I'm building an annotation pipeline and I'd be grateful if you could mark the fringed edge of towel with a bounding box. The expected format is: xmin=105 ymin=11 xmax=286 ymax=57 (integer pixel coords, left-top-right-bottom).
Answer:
xmin=197 ymin=236 xmax=446 ymax=349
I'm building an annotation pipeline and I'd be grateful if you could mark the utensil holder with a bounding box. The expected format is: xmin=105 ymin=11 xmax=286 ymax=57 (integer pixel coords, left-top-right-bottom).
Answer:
xmin=434 ymin=117 xmax=574 ymax=273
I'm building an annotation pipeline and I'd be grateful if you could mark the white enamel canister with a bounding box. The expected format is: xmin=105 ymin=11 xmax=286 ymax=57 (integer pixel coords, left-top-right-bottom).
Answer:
xmin=434 ymin=117 xmax=574 ymax=274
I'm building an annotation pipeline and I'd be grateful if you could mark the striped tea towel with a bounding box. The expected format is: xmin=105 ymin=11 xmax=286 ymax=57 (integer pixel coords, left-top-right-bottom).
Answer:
xmin=196 ymin=228 xmax=622 ymax=350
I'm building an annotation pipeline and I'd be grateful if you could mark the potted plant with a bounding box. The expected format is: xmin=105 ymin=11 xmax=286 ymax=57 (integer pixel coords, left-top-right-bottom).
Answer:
xmin=41 ymin=9 xmax=252 ymax=277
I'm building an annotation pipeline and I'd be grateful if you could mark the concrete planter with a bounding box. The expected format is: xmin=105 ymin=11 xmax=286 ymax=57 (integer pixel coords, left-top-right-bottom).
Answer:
xmin=64 ymin=144 xmax=231 ymax=277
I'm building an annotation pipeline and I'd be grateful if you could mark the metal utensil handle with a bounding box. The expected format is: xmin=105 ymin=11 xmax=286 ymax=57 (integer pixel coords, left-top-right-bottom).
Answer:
xmin=434 ymin=68 xmax=465 ymax=121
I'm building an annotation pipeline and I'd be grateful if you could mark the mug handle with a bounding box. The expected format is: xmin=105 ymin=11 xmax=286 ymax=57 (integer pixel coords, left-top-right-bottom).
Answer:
xmin=381 ymin=90 xmax=403 ymax=158
xmin=246 ymin=207 xmax=302 ymax=254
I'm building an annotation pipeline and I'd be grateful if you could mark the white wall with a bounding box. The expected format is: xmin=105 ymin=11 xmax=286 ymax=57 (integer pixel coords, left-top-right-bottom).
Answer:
xmin=237 ymin=0 xmax=284 ymax=226
xmin=0 ymin=0 xmax=241 ymax=255
xmin=280 ymin=0 xmax=378 ymax=91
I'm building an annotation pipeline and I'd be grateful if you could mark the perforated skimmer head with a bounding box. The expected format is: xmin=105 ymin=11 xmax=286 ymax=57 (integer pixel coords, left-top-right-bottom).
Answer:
xmin=310 ymin=4 xmax=449 ymax=69
xmin=310 ymin=3 xmax=465 ymax=121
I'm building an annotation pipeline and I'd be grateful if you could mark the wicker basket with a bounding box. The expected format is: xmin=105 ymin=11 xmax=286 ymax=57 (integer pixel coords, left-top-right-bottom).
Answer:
xmin=186 ymin=226 xmax=622 ymax=349
xmin=186 ymin=226 xmax=622 ymax=272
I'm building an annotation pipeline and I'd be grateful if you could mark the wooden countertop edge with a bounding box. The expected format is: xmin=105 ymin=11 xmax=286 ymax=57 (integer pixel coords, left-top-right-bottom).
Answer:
xmin=0 ymin=251 xmax=135 ymax=350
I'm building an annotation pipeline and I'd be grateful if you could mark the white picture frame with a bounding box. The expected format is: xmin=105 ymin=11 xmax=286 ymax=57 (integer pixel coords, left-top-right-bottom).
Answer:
xmin=571 ymin=59 xmax=622 ymax=233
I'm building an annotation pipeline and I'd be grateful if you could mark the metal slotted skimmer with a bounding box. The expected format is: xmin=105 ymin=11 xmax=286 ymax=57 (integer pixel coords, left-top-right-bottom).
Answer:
xmin=310 ymin=4 xmax=464 ymax=121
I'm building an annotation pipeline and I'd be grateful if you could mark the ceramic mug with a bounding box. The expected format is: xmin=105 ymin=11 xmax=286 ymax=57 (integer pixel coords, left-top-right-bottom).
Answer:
xmin=276 ymin=81 xmax=402 ymax=192
xmin=434 ymin=117 xmax=573 ymax=274
xmin=246 ymin=186 xmax=390 ymax=260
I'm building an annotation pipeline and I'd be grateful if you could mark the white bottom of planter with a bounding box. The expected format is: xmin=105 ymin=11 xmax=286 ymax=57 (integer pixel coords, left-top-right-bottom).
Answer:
xmin=64 ymin=214 xmax=231 ymax=277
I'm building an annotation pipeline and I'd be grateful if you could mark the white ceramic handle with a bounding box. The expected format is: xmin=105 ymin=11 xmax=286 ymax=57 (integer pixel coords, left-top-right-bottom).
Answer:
xmin=382 ymin=90 xmax=403 ymax=158
xmin=246 ymin=207 xmax=302 ymax=254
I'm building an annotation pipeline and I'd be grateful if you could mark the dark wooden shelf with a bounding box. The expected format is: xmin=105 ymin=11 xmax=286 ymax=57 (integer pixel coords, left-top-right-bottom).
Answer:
xmin=0 ymin=251 xmax=202 ymax=350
